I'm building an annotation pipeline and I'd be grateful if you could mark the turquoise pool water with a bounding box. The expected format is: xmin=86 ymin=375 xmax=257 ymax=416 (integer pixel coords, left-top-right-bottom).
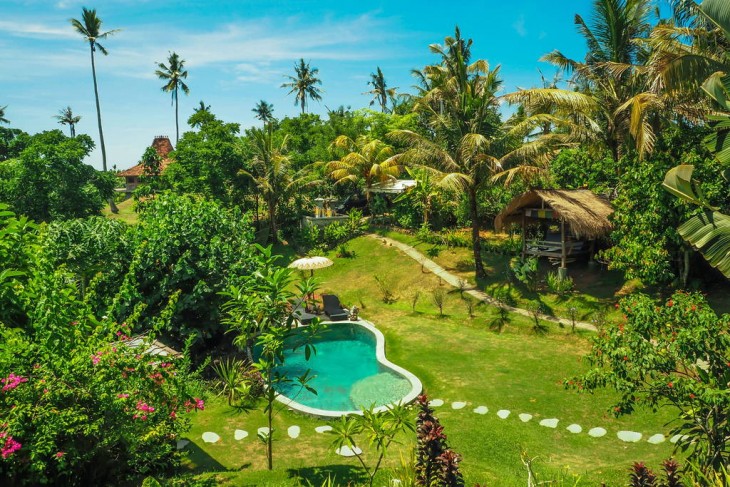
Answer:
xmin=273 ymin=323 xmax=414 ymax=412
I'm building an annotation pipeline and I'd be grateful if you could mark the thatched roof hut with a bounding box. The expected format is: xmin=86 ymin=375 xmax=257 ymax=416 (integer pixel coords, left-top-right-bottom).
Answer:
xmin=494 ymin=189 xmax=613 ymax=240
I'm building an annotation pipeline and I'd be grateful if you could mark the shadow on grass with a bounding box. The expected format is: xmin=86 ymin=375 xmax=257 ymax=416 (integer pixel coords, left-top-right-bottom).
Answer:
xmin=182 ymin=438 xmax=242 ymax=473
xmin=287 ymin=464 xmax=366 ymax=486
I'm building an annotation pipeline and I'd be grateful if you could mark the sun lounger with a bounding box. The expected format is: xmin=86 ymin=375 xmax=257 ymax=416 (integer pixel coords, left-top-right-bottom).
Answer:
xmin=292 ymin=298 xmax=317 ymax=325
xmin=322 ymin=294 xmax=349 ymax=321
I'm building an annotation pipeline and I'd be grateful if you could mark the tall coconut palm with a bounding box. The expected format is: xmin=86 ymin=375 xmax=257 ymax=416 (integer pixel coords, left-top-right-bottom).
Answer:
xmin=281 ymin=58 xmax=323 ymax=114
xmin=364 ymin=67 xmax=397 ymax=113
xmin=54 ymin=106 xmax=81 ymax=137
xmin=531 ymin=0 xmax=659 ymax=162
xmin=194 ymin=100 xmax=210 ymax=114
xmin=390 ymin=28 xmax=504 ymax=279
xmin=324 ymin=135 xmax=401 ymax=204
xmin=155 ymin=51 xmax=190 ymax=144
xmin=252 ymin=100 xmax=275 ymax=126
xmin=70 ymin=7 xmax=119 ymax=172
xmin=0 ymin=106 xmax=8 ymax=125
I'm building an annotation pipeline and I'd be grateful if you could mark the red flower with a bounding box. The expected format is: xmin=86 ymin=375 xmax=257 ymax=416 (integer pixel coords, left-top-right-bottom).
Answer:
xmin=667 ymin=382 xmax=673 ymax=388
xmin=55 ymin=451 xmax=65 ymax=459
xmin=667 ymin=300 xmax=674 ymax=307
xmin=689 ymin=393 xmax=696 ymax=399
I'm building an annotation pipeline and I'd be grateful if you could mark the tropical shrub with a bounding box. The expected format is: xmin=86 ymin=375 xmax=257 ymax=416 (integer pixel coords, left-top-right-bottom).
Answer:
xmin=546 ymin=270 xmax=574 ymax=297
xmin=572 ymin=291 xmax=730 ymax=475
xmin=509 ymin=256 xmax=538 ymax=291
xmin=414 ymin=394 xmax=464 ymax=486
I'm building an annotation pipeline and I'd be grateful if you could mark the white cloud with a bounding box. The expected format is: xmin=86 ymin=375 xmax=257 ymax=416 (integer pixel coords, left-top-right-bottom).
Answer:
xmin=0 ymin=19 xmax=77 ymax=39
xmin=513 ymin=15 xmax=527 ymax=37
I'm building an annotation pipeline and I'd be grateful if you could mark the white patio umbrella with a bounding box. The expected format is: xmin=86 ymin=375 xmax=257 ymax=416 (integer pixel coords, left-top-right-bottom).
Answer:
xmin=288 ymin=256 xmax=334 ymax=276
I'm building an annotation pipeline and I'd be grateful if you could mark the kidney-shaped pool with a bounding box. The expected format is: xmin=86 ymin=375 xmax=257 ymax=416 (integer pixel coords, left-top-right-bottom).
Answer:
xmin=270 ymin=320 xmax=422 ymax=417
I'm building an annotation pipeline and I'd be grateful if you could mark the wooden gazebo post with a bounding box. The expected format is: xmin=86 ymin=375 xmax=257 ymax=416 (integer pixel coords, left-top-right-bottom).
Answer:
xmin=559 ymin=219 xmax=568 ymax=278
xmin=521 ymin=209 xmax=527 ymax=259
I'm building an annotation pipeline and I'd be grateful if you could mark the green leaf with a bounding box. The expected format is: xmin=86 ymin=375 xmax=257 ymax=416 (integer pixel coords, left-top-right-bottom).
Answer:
xmin=662 ymin=165 xmax=716 ymax=209
xmin=699 ymin=0 xmax=730 ymax=40
xmin=677 ymin=210 xmax=730 ymax=278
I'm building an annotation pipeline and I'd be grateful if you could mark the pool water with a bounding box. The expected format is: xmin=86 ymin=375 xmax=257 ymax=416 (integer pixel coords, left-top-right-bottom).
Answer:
xmin=273 ymin=323 xmax=413 ymax=412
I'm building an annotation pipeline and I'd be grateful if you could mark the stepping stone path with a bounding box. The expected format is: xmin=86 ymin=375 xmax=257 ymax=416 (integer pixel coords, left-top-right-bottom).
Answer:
xmin=176 ymin=439 xmax=190 ymax=450
xmin=539 ymin=418 xmax=559 ymax=428
xmin=257 ymin=427 xmax=271 ymax=438
xmin=429 ymin=399 xmax=444 ymax=407
xmin=617 ymin=431 xmax=642 ymax=443
xmin=519 ymin=414 xmax=533 ymax=423
xmin=202 ymin=432 xmax=220 ymax=443
xmin=588 ymin=427 xmax=607 ymax=438
xmin=451 ymin=402 xmax=466 ymax=410
xmin=647 ymin=434 xmax=665 ymax=444
xmin=336 ymin=445 xmax=362 ymax=457
xmin=473 ymin=406 xmax=488 ymax=415
xmin=288 ymin=426 xmax=301 ymax=439
xmin=315 ymin=425 xmax=333 ymax=434
xmin=496 ymin=410 xmax=511 ymax=419
xmin=566 ymin=424 xmax=582 ymax=434
xmin=670 ymin=434 xmax=689 ymax=444
xmin=234 ymin=429 xmax=248 ymax=441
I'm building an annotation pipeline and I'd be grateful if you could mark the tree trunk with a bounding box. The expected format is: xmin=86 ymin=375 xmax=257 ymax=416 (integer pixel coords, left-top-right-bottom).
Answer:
xmin=174 ymin=87 xmax=179 ymax=144
xmin=268 ymin=203 xmax=278 ymax=245
xmin=469 ymin=188 xmax=486 ymax=279
xmin=267 ymin=369 xmax=273 ymax=470
xmin=90 ymin=43 xmax=107 ymax=172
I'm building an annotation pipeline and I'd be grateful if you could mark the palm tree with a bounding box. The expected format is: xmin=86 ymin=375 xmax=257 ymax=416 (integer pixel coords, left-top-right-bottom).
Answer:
xmin=281 ymin=59 xmax=323 ymax=114
xmin=324 ymin=135 xmax=401 ymax=205
xmin=155 ymin=51 xmax=190 ymax=144
xmin=364 ymin=67 xmax=397 ymax=113
xmin=252 ymin=100 xmax=275 ymax=126
xmin=0 ymin=106 xmax=8 ymax=125
xmin=54 ymin=106 xmax=81 ymax=137
xmin=194 ymin=100 xmax=210 ymax=113
xmin=70 ymin=7 xmax=119 ymax=172
xmin=244 ymin=126 xmax=296 ymax=244
xmin=534 ymin=0 xmax=658 ymax=162
xmin=390 ymin=28 xmax=504 ymax=279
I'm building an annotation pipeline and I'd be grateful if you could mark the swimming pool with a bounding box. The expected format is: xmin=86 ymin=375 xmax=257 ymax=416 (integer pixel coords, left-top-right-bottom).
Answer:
xmin=272 ymin=321 xmax=422 ymax=417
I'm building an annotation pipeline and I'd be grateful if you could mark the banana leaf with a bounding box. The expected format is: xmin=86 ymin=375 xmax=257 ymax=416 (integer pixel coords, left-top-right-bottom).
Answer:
xmin=677 ymin=210 xmax=730 ymax=278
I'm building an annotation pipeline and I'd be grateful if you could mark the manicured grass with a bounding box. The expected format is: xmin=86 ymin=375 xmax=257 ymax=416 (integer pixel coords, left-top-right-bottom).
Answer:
xmin=184 ymin=235 xmax=681 ymax=486
xmin=101 ymin=198 xmax=139 ymax=224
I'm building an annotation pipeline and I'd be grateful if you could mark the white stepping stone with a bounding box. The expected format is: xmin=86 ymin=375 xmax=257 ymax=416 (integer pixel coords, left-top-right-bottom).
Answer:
xmin=288 ymin=425 xmax=300 ymax=439
xmin=473 ymin=406 xmax=488 ymax=415
xmin=617 ymin=431 xmax=642 ymax=442
xmin=234 ymin=429 xmax=248 ymax=441
xmin=496 ymin=409 xmax=511 ymax=419
xmin=647 ymin=434 xmax=666 ymax=444
xmin=202 ymin=432 xmax=220 ymax=443
xmin=257 ymin=427 xmax=271 ymax=438
xmin=176 ymin=439 xmax=190 ymax=450
xmin=315 ymin=425 xmax=333 ymax=433
xmin=588 ymin=427 xmax=607 ymax=438
xmin=566 ymin=424 xmax=582 ymax=434
xmin=670 ymin=434 xmax=689 ymax=444
xmin=539 ymin=418 xmax=559 ymax=428
xmin=451 ymin=401 xmax=466 ymax=410
xmin=429 ymin=399 xmax=444 ymax=407
xmin=519 ymin=413 xmax=533 ymax=422
xmin=336 ymin=445 xmax=363 ymax=457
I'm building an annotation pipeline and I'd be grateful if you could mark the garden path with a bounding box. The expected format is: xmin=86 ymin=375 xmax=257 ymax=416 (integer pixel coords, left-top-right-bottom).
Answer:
xmin=367 ymin=234 xmax=598 ymax=332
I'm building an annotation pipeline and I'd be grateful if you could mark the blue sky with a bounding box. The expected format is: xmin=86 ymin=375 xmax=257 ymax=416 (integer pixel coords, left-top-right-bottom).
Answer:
xmin=3 ymin=0 xmax=607 ymax=169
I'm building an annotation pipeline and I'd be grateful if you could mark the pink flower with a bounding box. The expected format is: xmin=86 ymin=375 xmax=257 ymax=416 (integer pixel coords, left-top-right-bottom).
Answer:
xmin=1 ymin=374 xmax=28 ymax=392
xmin=55 ymin=451 xmax=65 ymax=459
xmin=169 ymin=410 xmax=177 ymax=419
xmin=1 ymin=435 xmax=21 ymax=459
xmin=195 ymin=398 xmax=204 ymax=411
xmin=117 ymin=393 xmax=129 ymax=399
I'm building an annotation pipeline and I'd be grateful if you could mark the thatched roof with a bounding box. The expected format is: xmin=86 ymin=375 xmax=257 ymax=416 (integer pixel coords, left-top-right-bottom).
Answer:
xmin=494 ymin=189 xmax=614 ymax=239
xmin=118 ymin=136 xmax=174 ymax=177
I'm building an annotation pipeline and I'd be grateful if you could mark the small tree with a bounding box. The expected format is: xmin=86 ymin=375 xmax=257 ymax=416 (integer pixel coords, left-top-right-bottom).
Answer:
xmin=432 ymin=287 xmax=446 ymax=317
xmin=571 ymin=291 xmax=730 ymax=475
xmin=328 ymin=403 xmax=415 ymax=487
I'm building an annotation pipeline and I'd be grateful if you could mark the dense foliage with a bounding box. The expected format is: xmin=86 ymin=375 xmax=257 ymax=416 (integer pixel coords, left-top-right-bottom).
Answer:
xmin=573 ymin=291 xmax=730 ymax=473
xmin=0 ymin=206 xmax=204 ymax=485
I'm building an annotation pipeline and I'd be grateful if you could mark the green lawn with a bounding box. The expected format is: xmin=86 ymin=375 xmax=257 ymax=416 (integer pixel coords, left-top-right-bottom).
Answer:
xmin=101 ymin=197 xmax=139 ymax=224
xmin=183 ymin=235 xmax=681 ymax=486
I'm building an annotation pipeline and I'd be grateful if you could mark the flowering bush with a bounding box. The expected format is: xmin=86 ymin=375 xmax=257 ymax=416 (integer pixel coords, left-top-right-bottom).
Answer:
xmin=571 ymin=291 xmax=730 ymax=475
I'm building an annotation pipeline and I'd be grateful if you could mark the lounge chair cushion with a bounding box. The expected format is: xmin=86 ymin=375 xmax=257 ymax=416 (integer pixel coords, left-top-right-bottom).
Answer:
xmin=322 ymin=294 xmax=349 ymax=321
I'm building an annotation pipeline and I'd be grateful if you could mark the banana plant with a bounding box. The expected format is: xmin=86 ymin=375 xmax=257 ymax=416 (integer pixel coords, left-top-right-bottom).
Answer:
xmin=662 ymin=165 xmax=730 ymax=278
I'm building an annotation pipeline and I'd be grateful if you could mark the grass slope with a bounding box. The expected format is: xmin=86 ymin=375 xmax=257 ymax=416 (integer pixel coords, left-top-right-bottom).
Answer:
xmin=185 ymin=235 xmax=680 ymax=486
